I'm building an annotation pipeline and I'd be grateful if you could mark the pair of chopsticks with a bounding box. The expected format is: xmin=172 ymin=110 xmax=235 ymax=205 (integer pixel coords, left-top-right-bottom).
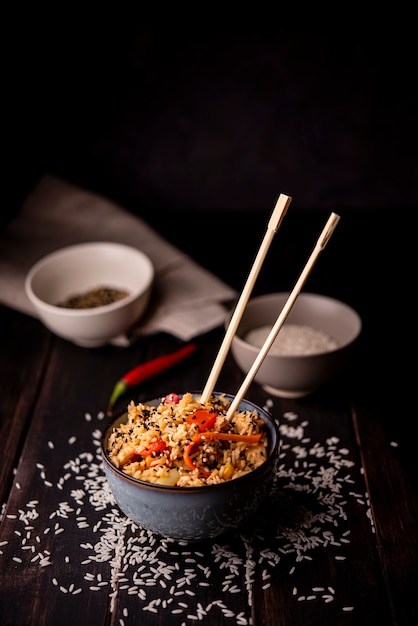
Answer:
xmin=200 ymin=193 xmax=340 ymax=418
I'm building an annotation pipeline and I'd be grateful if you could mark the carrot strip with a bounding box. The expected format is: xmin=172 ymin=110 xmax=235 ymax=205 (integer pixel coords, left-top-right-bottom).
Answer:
xmin=194 ymin=432 xmax=262 ymax=444
xmin=183 ymin=442 xmax=202 ymax=473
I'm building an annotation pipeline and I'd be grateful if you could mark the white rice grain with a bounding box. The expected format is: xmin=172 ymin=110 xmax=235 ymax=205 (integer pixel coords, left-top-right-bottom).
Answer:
xmin=2 ymin=401 xmax=362 ymax=622
xmin=245 ymin=324 xmax=339 ymax=355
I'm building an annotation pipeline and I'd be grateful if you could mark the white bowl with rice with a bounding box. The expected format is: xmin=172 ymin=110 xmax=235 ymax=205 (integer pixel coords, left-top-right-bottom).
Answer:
xmin=101 ymin=391 xmax=280 ymax=542
xmin=25 ymin=242 xmax=154 ymax=347
xmin=229 ymin=292 xmax=362 ymax=398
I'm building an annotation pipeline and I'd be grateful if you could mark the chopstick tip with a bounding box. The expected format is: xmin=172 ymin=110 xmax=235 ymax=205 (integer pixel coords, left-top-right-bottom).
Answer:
xmin=269 ymin=194 xmax=292 ymax=231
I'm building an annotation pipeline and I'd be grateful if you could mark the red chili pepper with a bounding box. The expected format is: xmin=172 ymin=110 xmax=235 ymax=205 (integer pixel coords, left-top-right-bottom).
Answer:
xmin=106 ymin=343 xmax=198 ymax=416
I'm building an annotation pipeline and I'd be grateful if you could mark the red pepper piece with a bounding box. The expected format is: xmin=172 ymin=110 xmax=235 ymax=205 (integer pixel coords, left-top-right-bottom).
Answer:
xmin=186 ymin=409 xmax=218 ymax=432
xmin=137 ymin=438 xmax=167 ymax=457
xmin=163 ymin=393 xmax=181 ymax=404
xmin=106 ymin=343 xmax=198 ymax=416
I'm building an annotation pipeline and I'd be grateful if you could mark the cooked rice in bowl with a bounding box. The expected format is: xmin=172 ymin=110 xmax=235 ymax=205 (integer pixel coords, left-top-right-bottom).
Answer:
xmin=106 ymin=391 xmax=269 ymax=487
xmin=101 ymin=391 xmax=279 ymax=540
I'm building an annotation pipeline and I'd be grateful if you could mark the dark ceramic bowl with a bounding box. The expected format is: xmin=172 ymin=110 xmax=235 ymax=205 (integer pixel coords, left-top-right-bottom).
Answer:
xmin=101 ymin=392 xmax=280 ymax=542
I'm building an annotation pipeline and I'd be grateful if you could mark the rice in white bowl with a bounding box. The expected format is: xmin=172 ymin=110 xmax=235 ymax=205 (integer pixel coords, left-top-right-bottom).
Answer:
xmin=106 ymin=392 xmax=269 ymax=487
xmin=245 ymin=323 xmax=339 ymax=356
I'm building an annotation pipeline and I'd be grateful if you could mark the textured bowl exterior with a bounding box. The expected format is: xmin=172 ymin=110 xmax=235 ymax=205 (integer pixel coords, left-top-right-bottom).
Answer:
xmin=25 ymin=242 xmax=154 ymax=347
xmin=101 ymin=392 xmax=280 ymax=541
xmin=230 ymin=293 xmax=362 ymax=396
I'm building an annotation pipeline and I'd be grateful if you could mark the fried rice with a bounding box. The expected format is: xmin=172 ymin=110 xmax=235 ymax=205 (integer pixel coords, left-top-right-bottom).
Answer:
xmin=106 ymin=392 xmax=269 ymax=487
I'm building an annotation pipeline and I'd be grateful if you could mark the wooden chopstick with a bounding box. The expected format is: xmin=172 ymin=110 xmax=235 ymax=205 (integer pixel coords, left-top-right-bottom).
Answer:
xmin=200 ymin=193 xmax=292 ymax=404
xmin=226 ymin=211 xmax=340 ymax=418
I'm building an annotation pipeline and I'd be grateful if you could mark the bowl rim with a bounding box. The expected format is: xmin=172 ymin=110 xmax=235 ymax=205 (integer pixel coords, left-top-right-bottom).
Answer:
xmin=101 ymin=391 xmax=280 ymax=492
xmin=24 ymin=241 xmax=154 ymax=316
xmin=229 ymin=291 xmax=362 ymax=358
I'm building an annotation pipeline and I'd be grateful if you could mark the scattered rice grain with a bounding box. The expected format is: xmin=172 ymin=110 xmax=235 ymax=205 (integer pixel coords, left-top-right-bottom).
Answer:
xmin=1 ymin=400 xmax=364 ymax=621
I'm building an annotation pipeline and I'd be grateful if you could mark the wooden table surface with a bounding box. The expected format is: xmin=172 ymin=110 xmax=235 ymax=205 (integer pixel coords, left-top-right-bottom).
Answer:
xmin=1 ymin=207 xmax=417 ymax=626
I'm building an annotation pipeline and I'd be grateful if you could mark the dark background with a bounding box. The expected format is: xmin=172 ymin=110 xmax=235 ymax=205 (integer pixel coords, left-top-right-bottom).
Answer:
xmin=3 ymin=15 xmax=416 ymax=364
xmin=5 ymin=14 xmax=418 ymax=223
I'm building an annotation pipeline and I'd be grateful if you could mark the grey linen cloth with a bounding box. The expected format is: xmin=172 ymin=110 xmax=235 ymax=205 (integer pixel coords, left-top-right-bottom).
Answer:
xmin=0 ymin=175 xmax=237 ymax=344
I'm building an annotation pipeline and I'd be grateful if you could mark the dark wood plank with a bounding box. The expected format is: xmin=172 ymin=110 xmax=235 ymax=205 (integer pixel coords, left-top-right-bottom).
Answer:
xmin=0 ymin=306 xmax=52 ymax=504
xmin=247 ymin=383 xmax=393 ymax=626
xmin=1 ymin=321 xmax=404 ymax=625
xmin=352 ymin=393 xmax=418 ymax=626
xmin=0 ymin=329 xmax=219 ymax=626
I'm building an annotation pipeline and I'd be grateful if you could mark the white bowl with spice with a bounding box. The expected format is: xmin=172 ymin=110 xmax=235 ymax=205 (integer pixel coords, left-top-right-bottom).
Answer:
xmin=25 ymin=241 xmax=154 ymax=347
xmin=229 ymin=292 xmax=362 ymax=398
